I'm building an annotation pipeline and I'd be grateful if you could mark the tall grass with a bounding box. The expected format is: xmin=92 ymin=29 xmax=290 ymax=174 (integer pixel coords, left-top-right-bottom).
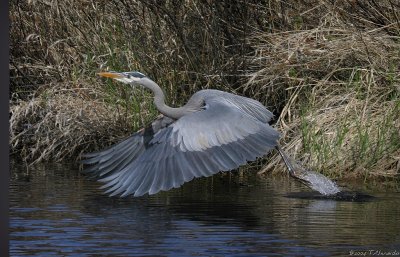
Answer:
xmin=10 ymin=0 xmax=400 ymax=179
xmin=251 ymin=1 xmax=400 ymax=179
xmin=10 ymin=0 xmax=263 ymax=162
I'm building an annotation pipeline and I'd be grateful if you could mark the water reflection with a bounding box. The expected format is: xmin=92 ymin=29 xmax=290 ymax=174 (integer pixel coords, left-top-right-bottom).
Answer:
xmin=10 ymin=162 xmax=400 ymax=256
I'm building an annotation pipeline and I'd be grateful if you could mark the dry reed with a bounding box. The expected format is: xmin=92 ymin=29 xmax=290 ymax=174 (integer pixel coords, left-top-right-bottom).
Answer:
xmin=10 ymin=0 xmax=400 ymax=179
xmin=246 ymin=1 xmax=400 ymax=179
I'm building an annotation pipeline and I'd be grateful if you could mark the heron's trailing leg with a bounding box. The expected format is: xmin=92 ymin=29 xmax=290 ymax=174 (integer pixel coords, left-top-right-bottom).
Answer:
xmin=276 ymin=144 xmax=297 ymax=178
xmin=276 ymin=144 xmax=341 ymax=196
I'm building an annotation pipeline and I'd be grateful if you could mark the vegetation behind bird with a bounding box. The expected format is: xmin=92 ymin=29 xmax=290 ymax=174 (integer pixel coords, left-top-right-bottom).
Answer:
xmin=9 ymin=0 xmax=400 ymax=180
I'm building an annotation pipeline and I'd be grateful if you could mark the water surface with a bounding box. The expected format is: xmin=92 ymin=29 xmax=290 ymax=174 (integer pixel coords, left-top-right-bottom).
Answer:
xmin=10 ymin=162 xmax=400 ymax=256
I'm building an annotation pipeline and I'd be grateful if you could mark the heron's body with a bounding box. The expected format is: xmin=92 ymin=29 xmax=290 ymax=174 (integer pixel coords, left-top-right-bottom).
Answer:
xmin=82 ymin=74 xmax=280 ymax=197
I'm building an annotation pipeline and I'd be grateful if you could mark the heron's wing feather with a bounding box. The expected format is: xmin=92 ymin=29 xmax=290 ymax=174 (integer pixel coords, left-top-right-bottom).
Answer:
xmin=169 ymin=98 xmax=276 ymax=151
xmin=96 ymin=99 xmax=279 ymax=197
xmin=80 ymin=115 xmax=174 ymax=179
xmin=222 ymin=92 xmax=274 ymax=123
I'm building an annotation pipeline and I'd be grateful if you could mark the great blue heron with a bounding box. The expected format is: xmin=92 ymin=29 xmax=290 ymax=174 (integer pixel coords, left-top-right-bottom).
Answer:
xmin=82 ymin=71 xmax=340 ymax=197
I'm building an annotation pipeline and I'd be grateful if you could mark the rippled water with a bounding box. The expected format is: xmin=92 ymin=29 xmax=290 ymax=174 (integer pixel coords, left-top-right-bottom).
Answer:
xmin=10 ymin=162 xmax=400 ymax=256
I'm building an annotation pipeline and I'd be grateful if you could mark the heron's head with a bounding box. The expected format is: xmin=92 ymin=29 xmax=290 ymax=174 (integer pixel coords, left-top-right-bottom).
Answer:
xmin=97 ymin=71 xmax=147 ymax=86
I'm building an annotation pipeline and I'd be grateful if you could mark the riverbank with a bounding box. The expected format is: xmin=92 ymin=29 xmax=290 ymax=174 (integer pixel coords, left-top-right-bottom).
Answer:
xmin=10 ymin=1 xmax=399 ymax=180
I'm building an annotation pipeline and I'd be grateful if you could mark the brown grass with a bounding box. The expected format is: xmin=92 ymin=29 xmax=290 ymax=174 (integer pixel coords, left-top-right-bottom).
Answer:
xmin=10 ymin=82 xmax=127 ymax=163
xmin=11 ymin=0 xmax=269 ymax=163
xmin=10 ymin=0 xmax=400 ymax=179
xmin=246 ymin=1 xmax=400 ymax=179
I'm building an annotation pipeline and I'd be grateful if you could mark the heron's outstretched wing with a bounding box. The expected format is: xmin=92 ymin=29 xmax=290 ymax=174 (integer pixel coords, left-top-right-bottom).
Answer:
xmin=83 ymin=95 xmax=280 ymax=197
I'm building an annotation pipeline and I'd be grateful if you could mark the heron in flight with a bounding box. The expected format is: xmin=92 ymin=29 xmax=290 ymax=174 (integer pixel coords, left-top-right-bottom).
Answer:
xmin=82 ymin=71 xmax=340 ymax=197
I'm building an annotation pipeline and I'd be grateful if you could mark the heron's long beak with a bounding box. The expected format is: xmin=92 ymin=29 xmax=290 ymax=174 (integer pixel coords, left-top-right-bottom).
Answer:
xmin=97 ymin=72 xmax=124 ymax=79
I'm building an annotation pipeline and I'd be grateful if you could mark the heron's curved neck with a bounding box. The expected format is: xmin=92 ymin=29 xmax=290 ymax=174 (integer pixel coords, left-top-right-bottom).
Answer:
xmin=140 ymin=78 xmax=190 ymax=119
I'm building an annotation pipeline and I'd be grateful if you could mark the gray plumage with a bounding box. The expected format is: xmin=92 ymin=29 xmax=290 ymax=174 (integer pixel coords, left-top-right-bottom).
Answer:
xmin=82 ymin=71 xmax=280 ymax=197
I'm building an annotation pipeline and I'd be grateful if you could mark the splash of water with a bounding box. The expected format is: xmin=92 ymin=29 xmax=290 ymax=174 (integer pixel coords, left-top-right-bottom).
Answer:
xmin=298 ymin=169 xmax=341 ymax=195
